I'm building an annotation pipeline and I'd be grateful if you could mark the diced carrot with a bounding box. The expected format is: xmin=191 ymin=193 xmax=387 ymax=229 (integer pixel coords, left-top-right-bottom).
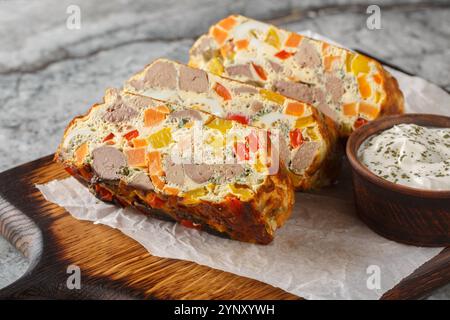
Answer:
xmin=211 ymin=27 xmax=228 ymax=45
xmin=252 ymin=63 xmax=267 ymax=80
xmin=214 ymin=82 xmax=232 ymax=100
xmin=220 ymin=41 xmax=234 ymax=59
xmin=373 ymin=73 xmax=383 ymax=85
xmin=147 ymin=151 xmax=163 ymax=176
xmin=150 ymin=175 xmax=165 ymax=190
xmin=359 ymin=102 xmax=379 ymax=119
xmin=285 ymin=102 xmax=305 ymax=117
xmin=144 ymin=108 xmax=166 ymax=127
xmin=342 ymin=103 xmax=358 ymax=116
xmin=123 ymin=129 xmax=139 ymax=141
xmin=358 ymin=75 xmax=372 ymax=99
xmin=235 ymin=39 xmax=249 ymax=50
xmin=274 ymin=50 xmax=293 ymax=60
xmin=132 ymin=138 xmax=148 ymax=148
xmin=164 ymin=186 xmax=179 ymax=196
xmin=322 ymin=43 xmax=330 ymax=54
xmin=74 ymin=143 xmax=88 ymax=166
xmin=324 ymin=55 xmax=340 ymax=72
xmin=285 ymin=32 xmax=302 ymax=47
xmin=155 ymin=105 xmax=170 ymax=113
xmin=125 ymin=147 xmax=147 ymax=167
xmin=218 ymin=16 xmax=237 ymax=30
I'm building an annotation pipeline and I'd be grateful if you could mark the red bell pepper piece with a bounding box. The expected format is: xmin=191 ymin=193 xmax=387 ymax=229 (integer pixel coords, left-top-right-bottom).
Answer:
xmin=123 ymin=129 xmax=139 ymax=141
xmin=102 ymin=132 xmax=115 ymax=142
xmin=227 ymin=113 xmax=249 ymax=125
xmin=354 ymin=118 xmax=369 ymax=129
xmin=354 ymin=117 xmax=368 ymax=129
xmin=289 ymin=128 xmax=304 ymax=148
xmin=234 ymin=142 xmax=250 ymax=161
xmin=275 ymin=50 xmax=293 ymax=60
xmin=252 ymin=63 xmax=267 ymax=80
xmin=247 ymin=131 xmax=260 ymax=153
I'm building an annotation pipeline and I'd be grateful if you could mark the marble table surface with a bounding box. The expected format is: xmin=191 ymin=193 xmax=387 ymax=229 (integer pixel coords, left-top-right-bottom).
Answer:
xmin=0 ymin=0 xmax=449 ymax=299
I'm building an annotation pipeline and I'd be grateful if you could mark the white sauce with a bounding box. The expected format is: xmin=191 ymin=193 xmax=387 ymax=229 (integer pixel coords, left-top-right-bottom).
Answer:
xmin=358 ymin=124 xmax=450 ymax=190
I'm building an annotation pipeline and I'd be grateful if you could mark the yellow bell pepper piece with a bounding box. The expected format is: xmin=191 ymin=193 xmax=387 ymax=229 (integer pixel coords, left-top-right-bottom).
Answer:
xmin=306 ymin=127 xmax=319 ymax=141
xmin=182 ymin=187 xmax=208 ymax=205
xmin=260 ymin=89 xmax=285 ymax=105
xmin=295 ymin=115 xmax=315 ymax=128
xmin=265 ymin=27 xmax=281 ymax=49
xmin=254 ymin=156 xmax=267 ymax=173
xmin=351 ymin=54 xmax=371 ymax=76
xmin=345 ymin=52 xmax=355 ymax=73
xmin=208 ymin=57 xmax=224 ymax=76
xmin=374 ymin=91 xmax=382 ymax=103
xmin=229 ymin=184 xmax=254 ymax=201
xmin=147 ymin=127 xmax=172 ymax=149
xmin=206 ymin=133 xmax=225 ymax=148
xmin=206 ymin=118 xmax=233 ymax=134
xmin=184 ymin=187 xmax=208 ymax=198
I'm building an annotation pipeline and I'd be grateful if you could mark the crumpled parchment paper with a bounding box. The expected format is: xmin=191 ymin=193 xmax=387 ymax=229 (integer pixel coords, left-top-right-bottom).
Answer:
xmin=36 ymin=31 xmax=449 ymax=300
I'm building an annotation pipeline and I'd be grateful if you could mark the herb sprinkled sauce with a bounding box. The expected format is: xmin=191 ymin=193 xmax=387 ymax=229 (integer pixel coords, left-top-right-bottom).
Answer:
xmin=358 ymin=124 xmax=450 ymax=190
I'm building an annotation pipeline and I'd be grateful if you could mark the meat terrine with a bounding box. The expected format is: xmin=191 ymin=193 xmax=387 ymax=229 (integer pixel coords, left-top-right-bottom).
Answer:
xmin=188 ymin=15 xmax=404 ymax=136
xmin=125 ymin=59 xmax=340 ymax=190
xmin=55 ymin=88 xmax=294 ymax=244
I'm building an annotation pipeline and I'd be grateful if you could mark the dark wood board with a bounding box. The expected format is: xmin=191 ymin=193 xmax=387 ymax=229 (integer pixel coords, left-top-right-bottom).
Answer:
xmin=0 ymin=155 xmax=448 ymax=299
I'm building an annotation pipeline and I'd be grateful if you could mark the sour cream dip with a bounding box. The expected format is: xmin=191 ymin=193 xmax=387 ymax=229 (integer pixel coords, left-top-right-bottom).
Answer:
xmin=357 ymin=123 xmax=450 ymax=190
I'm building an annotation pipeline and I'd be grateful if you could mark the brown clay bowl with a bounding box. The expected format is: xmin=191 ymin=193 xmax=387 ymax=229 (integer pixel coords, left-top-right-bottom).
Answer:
xmin=346 ymin=114 xmax=450 ymax=247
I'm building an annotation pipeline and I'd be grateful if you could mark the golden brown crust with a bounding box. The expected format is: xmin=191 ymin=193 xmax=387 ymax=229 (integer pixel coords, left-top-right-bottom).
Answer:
xmin=379 ymin=66 xmax=405 ymax=117
xmin=64 ymin=163 xmax=294 ymax=245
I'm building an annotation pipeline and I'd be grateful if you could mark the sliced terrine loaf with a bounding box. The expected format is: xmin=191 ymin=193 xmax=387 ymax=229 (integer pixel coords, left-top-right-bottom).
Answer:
xmin=125 ymin=59 xmax=340 ymax=190
xmin=188 ymin=15 xmax=404 ymax=136
xmin=55 ymin=88 xmax=294 ymax=244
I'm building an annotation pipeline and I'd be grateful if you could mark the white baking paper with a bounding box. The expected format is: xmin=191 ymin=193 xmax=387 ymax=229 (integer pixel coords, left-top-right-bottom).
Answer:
xmin=36 ymin=32 xmax=449 ymax=300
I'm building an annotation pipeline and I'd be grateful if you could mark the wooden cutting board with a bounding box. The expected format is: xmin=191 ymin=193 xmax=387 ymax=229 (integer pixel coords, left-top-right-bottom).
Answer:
xmin=0 ymin=155 xmax=448 ymax=299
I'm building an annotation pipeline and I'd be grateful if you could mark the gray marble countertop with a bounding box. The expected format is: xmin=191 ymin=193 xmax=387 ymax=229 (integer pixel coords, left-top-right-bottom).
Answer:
xmin=0 ymin=0 xmax=449 ymax=299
